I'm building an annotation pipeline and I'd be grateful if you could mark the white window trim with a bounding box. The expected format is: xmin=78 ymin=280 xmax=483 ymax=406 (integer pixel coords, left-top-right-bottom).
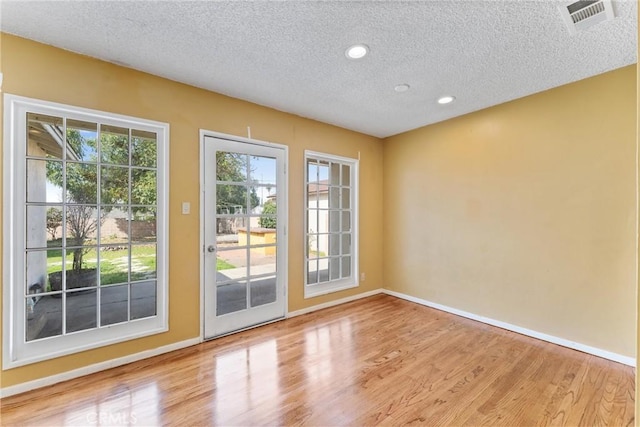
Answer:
xmin=303 ymin=150 xmax=359 ymax=298
xmin=3 ymin=94 xmax=170 ymax=369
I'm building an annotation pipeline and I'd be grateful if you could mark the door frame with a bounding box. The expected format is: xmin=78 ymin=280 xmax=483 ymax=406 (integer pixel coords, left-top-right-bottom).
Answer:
xmin=198 ymin=129 xmax=289 ymax=340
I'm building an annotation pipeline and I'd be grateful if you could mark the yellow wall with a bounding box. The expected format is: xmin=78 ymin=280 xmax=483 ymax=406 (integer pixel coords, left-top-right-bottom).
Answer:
xmin=383 ymin=65 xmax=637 ymax=358
xmin=0 ymin=34 xmax=384 ymax=387
xmin=635 ymin=8 xmax=640 ymax=425
xmin=1 ymin=32 xmax=636 ymax=392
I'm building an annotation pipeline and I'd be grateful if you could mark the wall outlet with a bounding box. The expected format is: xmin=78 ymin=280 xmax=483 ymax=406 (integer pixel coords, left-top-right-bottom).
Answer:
xmin=360 ymin=272 xmax=365 ymax=282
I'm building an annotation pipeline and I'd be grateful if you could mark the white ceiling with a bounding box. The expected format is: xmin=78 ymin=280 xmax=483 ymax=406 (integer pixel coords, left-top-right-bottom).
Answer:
xmin=1 ymin=1 xmax=637 ymax=138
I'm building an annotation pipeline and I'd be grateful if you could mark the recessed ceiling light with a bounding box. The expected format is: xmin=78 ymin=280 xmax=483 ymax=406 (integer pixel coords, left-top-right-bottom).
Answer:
xmin=394 ymin=84 xmax=410 ymax=93
xmin=346 ymin=44 xmax=369 ymax=59
xmin=437 ymin=95 xmax=456 ymax=104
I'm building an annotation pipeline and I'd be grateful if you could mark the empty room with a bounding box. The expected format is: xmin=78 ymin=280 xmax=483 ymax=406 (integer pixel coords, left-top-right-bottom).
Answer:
xmin=0 ymin=1 xmax=638 ymax=426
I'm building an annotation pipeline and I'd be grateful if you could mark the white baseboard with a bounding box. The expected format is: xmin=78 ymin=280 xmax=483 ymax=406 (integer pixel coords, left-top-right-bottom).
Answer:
xmin=288 ymin=289 xmax=383 ymax=318
xmin=383 ymin=289 xmax=635 ymax=367
xmin=0 ymin=337 xmax=201 ymax=398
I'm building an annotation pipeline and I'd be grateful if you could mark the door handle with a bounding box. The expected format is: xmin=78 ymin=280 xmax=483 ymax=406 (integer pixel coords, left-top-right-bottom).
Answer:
xmin=207 ymin=245 xmax=216 ymax=253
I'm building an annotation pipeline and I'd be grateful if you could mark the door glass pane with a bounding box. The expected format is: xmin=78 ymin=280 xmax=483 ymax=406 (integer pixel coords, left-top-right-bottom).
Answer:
xmin=248 ymin=235 xmax=276 ymax=279
xmin=217 ymin=184 xmax=248 ymax=215
xmin=217 ymin=248 xmax=248 ymax=283
xmin=249 ymin=156 xmax=276 ymax=185
xmin=250 ymin=277 xmax=276 ymax=307
xmin=27 ymin=113 xmax=63 ymax=158
xmin=66 ymin=289 xmax=97 ymax=333
xmin=26 ymin=295 xmax=62 ymax=341
xmin=258 ymin=200 xmax=277 ymax=231
xmin=250 ymin=221 xmax=277 ymax=246
xmin=247 ymin=185 xmax=263 ymax=213
xmin=131 ymin=281 xmax=156 ymax=320
xmin=217 ymin=152 xmax=247 ymax=182
xmin=217 ymin=281 xmax=247 ymax=315
xmin=216 ymin=216 xmax=248 ymax=248
xmin=100 ymin=285 xmax=128 ymax=326
xmin=249 ymin=253 xmax=277 ymax=277
xmin=66 ymin=120 xmax=97 ymax=162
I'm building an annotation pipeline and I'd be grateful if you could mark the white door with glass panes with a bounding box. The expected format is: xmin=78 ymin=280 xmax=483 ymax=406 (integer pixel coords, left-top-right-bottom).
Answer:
xmin=203 ymin=136 xmax=286 ymax=338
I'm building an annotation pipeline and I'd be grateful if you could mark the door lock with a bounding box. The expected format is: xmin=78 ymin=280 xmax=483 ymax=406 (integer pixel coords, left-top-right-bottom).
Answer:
xmin=207 ymin=245 xmax=216 ymax=253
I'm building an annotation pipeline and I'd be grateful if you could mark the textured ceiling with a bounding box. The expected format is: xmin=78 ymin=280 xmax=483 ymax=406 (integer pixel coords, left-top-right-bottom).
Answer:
xmin=1 ymin=1 xmax=637 ymax=138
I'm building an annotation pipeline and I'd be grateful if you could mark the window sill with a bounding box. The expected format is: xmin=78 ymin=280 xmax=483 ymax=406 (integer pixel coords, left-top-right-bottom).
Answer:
xmin=304 ymin=280 xmax=359 ymax=299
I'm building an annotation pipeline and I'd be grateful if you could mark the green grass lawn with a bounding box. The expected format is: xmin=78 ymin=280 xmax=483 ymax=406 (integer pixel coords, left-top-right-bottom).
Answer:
xmin=45 ymin=240 xmax=235 ymax=288
xmin=217 ymin=258 xmax=235 ymax=270
xmin=46 ymin=244 xmax=157 ymax=286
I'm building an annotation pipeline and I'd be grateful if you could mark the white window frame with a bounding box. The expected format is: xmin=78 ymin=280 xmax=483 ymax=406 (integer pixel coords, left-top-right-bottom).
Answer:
xmin=304 ymin=150 xmax=359 ymax=298
xmin=3 ymin=94 xmax=169 ymax=369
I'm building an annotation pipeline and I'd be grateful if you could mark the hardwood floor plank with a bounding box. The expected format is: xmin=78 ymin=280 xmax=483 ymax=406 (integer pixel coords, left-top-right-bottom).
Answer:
xmin=0 ymin=295 xmax=634 ymax=426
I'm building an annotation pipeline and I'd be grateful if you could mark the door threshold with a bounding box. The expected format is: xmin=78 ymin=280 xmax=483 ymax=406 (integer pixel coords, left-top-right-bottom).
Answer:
xmin=205 ymin=315 xmax=286 ymax=341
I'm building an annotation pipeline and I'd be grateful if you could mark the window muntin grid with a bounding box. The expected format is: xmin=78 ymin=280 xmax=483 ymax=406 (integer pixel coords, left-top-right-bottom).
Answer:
xmin=304 ymin=152 xmax=357 ymax=297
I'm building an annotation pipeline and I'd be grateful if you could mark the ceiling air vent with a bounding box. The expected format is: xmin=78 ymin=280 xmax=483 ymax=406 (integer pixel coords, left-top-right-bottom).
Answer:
xmin=559 ymin=0 xmax=615 ymax=34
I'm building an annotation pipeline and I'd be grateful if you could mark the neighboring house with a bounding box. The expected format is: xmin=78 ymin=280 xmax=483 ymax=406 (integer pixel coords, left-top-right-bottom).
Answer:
xmin=270 ymin=180 xmax=330 ymax=255
xmin=306 ymin=180 xmax=329 ymax=256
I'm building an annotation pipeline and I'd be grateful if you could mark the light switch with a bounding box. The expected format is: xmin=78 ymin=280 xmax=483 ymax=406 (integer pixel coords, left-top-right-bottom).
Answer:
xmin=181 ymin=202 xmax=190 ymax=215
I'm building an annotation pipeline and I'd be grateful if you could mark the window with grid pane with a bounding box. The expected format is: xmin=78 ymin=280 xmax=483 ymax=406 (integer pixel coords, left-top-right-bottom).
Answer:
xmin=304 ymin=151 xmax=358 ymax=297
xmin=4 ymin=95 xmax=168 ymax=368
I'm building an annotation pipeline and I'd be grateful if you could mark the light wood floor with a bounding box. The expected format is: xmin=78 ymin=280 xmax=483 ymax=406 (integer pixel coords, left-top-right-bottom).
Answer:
xmin=0 ymin=295 xmax=635 ymax=426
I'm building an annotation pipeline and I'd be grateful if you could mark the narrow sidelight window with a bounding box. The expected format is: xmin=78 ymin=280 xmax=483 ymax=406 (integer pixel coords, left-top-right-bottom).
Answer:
xmin=304 ymin=151 xmax=358 ymax=298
